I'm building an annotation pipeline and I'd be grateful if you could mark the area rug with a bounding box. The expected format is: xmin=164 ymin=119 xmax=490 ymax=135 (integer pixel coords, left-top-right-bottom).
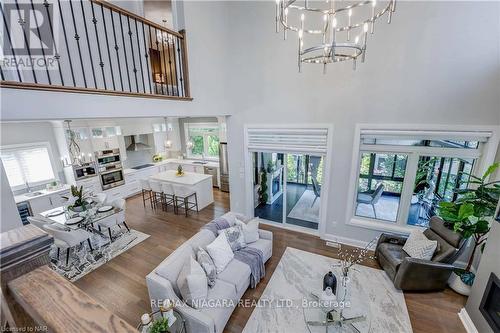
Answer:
xmin=287 ymin=190 xmax=320 ymax=224
xmin=49 ymin=228 xmax=149 ymax=282
xmin=242 ymin=247 xmax=412 ymax=333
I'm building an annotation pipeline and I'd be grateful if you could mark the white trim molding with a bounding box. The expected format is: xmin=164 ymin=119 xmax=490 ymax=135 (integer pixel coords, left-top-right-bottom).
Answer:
xmin=458 ymin=308 xmax=478 ymax=333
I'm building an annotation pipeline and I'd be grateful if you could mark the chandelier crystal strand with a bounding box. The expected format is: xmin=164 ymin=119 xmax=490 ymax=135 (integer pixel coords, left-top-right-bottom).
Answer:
xmin=276 ymin=0 xmax=396 ymax=72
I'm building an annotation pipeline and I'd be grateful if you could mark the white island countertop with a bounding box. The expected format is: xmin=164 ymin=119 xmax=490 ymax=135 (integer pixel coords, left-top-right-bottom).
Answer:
xmin=150 ymin=170 xmax=213 ymax=186
xmin=123 ymin=158 xmax=219 ymax=175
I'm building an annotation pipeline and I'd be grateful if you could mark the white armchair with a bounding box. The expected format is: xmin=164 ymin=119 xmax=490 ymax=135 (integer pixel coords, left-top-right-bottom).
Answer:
xmin=43 ymin=224 xmax=93 ymax=266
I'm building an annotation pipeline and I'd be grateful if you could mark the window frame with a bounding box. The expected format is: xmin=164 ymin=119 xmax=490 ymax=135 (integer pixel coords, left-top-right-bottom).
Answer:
xmin=346 ymin=124 xmax=497 ymax=234
xmin=0 ymin=141 xmax=59 ymax=191
xmin=184 ymin=123 xmax=220 ymax=160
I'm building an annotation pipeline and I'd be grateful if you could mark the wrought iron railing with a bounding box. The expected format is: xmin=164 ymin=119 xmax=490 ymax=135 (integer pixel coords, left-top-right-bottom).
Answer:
xmin=0 ymin=0 xmax=191 ymax=100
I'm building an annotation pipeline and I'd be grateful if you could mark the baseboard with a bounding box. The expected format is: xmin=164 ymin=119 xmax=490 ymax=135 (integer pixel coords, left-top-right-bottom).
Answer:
xmin=458 ymin=308 xmax=478 ymax=333
xmin=322 ymin=233 xmax=374 ymax=250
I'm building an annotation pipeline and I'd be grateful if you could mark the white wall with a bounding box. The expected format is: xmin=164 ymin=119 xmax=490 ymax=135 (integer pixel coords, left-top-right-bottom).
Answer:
xmin=224 ymin=1 xmax=500 ymax=243
xmin=0 ymin=161 xmax=23 ymax=232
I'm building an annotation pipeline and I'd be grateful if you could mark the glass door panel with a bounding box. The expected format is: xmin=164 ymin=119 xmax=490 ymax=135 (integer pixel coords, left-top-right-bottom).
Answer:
xmin=253 ymin=152 xmax=284 ymax=224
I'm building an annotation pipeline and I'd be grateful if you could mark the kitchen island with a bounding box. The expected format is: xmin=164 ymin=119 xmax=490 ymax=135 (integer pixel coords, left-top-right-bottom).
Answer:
xmin=149 ymin=170 xmax=214 ymax=210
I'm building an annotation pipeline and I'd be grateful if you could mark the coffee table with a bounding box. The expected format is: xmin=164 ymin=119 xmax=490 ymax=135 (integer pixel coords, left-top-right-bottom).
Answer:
xmin=242 ymin=247 xmax=412 ymax=333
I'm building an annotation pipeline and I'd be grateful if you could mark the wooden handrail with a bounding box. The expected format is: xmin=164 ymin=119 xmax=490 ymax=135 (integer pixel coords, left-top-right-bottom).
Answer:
xmin=91 ymin=0 xmax=183 ymax=38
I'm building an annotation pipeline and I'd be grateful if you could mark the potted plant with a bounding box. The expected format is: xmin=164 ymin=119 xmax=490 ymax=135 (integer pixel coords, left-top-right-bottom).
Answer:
xmin=63 ymin=185 xmax=90 ymax=212
xmin=437 ymin=162 xmax=500 ymax=295
xmin=259 ymin=170 xmax=269 ymax=205
xmin=150 ymin=317 xmax=169 ymax=333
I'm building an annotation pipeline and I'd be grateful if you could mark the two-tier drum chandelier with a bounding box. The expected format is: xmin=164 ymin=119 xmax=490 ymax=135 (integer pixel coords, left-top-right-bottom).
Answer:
xmin=275 ymin=0 xmax=396 ymax=72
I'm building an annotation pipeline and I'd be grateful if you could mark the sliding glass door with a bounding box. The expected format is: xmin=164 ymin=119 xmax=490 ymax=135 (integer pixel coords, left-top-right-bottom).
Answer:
xmin=253 ymin=152 xmax=323 ymax=230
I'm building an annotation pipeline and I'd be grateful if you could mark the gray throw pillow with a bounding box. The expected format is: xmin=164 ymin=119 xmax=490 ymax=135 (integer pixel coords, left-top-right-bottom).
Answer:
xmin=176 ymin=256 xmax=208 ymax=308
xmin=196 ymin=247 xmax=217 ymax=288
xmin=218 ymin=225 xmax=246 ymax=251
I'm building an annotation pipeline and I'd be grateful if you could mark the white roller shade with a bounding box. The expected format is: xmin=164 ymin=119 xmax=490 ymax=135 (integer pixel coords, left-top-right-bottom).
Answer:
xmin=247 ymin=127 xmax=329 ymax=154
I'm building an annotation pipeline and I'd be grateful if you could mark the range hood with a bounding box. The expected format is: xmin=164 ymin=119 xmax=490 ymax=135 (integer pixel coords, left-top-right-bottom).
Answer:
xmin=125 ymin=134 xmax=152 ymax=151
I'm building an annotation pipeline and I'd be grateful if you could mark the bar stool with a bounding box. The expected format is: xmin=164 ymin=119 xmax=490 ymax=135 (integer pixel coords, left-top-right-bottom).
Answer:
xmin=173 ymin=185 xmax=199 ymax=217
xmin=161 ymin=182 xmax=176 ymax=212
xmin=140 ymin=179 xmax=153 ymax=208
xmin=149 ymin=180 xmax=164 ymax=209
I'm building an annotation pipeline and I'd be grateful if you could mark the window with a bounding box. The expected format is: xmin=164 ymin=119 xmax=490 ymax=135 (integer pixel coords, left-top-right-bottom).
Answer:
xmin=350 ymin=127 xmax=491 ymax=231
xmin=185 ymin=123 xmax=220 ymax=159
xmin=0 ymin=143 xmax=56 ymax=190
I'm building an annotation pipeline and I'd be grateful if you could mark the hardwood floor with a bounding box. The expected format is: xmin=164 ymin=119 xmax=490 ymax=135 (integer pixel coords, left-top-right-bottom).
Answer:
xmin=74 ymin=190 xmax=466 ymax=333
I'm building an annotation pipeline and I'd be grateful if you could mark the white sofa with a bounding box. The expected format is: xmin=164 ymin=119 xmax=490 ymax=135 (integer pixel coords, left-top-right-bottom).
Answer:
xmin=146 ymin=215 xmax=273 ymax=333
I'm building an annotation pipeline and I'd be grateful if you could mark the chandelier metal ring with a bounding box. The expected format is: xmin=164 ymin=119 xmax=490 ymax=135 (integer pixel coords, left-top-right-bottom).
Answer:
xmin=275 ymin=0 xmax=396 ymax=72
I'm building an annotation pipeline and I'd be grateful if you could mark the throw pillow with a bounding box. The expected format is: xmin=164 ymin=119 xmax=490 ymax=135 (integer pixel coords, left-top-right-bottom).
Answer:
xmin=221 ymin=212 xmax=252 ymax=226
xmin=196 ymin=247 xmax=217 ymax=288
xmin=236 ymin=217 xmax=260 ymax=244
xmin=402 ymin=230 xmax=438 ymax=261
xmin=206 ymin=232 xmax=234 ymax=273
xmin=176 ymin=256 xmax=208 ymax=308
xmin=218 ymin=225 xmax=247 ymax=251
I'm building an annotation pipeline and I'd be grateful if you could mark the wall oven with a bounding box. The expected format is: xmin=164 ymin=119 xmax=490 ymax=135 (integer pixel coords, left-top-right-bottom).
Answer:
xmin=95 ymin=149 xmax=125 ymax=190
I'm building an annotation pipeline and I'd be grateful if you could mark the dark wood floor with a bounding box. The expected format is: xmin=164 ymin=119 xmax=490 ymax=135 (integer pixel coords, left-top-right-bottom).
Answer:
xmin=74 ymin=190 xmax=466 ymax=333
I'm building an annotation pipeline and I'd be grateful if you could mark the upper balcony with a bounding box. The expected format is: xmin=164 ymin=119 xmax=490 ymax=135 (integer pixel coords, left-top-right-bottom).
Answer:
xmin=0 ymin=0 xmax=191 ymax=100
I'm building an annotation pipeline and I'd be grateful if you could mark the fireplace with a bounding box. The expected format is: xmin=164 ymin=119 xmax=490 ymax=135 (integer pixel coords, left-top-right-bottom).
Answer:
xmin=479 ymin=273 xmax=500 ymax=332
xmin=272 ymin=176 xmax=281 ymax=195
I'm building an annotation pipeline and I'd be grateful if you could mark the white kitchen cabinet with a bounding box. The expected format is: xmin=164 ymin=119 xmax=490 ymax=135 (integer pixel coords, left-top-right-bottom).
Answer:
xmin=76 ymin=177 xmax=101 ymax=195
xmin=91 ymin=127 xmax=121 ymax=151
xmin=194 ymin=166 xmax=205 ymax=174
xmin=28 ymin=196 xmax=53 ymax=214
xmin=182 ymin=164 xmax=195 ymax=173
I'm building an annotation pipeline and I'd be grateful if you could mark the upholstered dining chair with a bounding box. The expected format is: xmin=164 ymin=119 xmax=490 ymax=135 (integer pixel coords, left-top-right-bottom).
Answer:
xmin=97 ymin=198 xmax=129 ymax=241
xmin=149 ymin=180 xmax=164 ymax=209
xmin=42 ymin=224 xmax=94 ymax=266
xmin=140 ymin=179 xmax=153 ymax=208
xmin=94 ymin=192 xmax=107 ymax=205
xmin=172 ymin=185 xmax=198 ymax=217
xmin=375 ymin=216 xmax=466 ymax=291
xmin=160 ymin=182 xmax=176 ymax=212
xmin=27 ymin=215 xmax=52 ymax=230
xmin=311 ymin=177 xmax=321 ymax=207
xmin=356 ymin=183 xmax=385 ymax=219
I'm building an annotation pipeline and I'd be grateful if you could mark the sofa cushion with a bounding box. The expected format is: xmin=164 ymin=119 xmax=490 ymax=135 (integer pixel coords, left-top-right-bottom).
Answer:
xmin=217 ymin=259 xmax=251 ymax=294
xmin=218 ymin=226 xmax=246 ymax=251
xmin=196 ymin=247 xmax=217 ymax=288
xmin=176 ymin=256 xmax=208 ymax=308
xmin=199 ymin=279 xmax=237 ymax=333
xmin=155 ymin=244 xmax=193 ymax=297
xmin=402 ymin=230 xmax=437 ymax=260
xmin=247 ymin=238 xmax=272 ymax=262
xmin=377 ymin=243 xmax=409 ymax=280
xmin=189 ymin=229 xmax=216 ymax=251
xmin=206 ymin=233 xmax=234 ymax=273
xmin=236 ymin=218 xmax=260 ymax=244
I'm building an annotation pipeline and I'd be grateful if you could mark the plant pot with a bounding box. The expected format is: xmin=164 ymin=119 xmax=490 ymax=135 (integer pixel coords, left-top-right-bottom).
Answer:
xmin=448 ymin=271 xmax=472 ymax=296
xmin=70 ymin=205 xmax=85 ymax=212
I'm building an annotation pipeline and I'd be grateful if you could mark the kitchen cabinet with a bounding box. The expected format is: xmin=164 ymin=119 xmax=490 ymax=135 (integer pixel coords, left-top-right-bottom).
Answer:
xmin=76 ymin=177 xmax=101 ymax=194
xmin=91 ymin=127 xmax=121 ymax=151
xmin=28 ymin=192 xmax=68 ymax=214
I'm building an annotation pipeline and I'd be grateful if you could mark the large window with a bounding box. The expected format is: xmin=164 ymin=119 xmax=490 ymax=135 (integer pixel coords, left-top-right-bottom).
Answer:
xmin=185 ymin=123 xmax=220 ymax=159
xmin=351 ymin=128 xmax=490 ymax=230
xmin=0 ymin=143 xmax=56 ymax=190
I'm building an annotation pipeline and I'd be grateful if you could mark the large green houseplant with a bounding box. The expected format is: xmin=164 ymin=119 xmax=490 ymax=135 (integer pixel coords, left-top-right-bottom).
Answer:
xmin=437 ymin=162 xmax=500 ymax=294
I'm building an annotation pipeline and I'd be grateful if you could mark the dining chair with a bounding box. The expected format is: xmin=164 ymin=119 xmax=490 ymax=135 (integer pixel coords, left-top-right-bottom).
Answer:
xmin=140 ymin=179 xmax=153 ymax=208
xmin=42 ymin=224 xmax=94 ymax=266
xmin=149 ymin=180 xmax=164 ymax=209
xmin=172 ymin=185 xmax=198 ymax=217
xmin=160 ymin=182 xmax=176 ymax=212
xmin=311 ymin=177 xmax=321 ymax=207
xmin=97 ymin=198 xmax=129 ymax=241
xmin=94 ymin=192 xmax=108 ymax=205
xmin=27 ymin=216 xmax=51 ymax=230
xmin=356 ymin=183 xmax=385 ymax=219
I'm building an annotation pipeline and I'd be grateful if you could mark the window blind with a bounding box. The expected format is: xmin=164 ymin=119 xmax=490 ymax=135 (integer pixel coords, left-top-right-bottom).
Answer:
xmin=360 ymin=129 xmax=492 ymax=142
xmin=247 ymin=128 xmax=329 ymax=154
xmin=0 ymin=145 xmax=55 ymax=188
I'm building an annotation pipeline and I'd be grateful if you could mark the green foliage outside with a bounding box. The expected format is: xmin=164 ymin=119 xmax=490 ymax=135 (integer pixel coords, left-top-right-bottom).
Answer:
xmin=191 ymin=136 xmax=204 ymax=155
xmin=207 ymin=135 xmax=220 ymax=156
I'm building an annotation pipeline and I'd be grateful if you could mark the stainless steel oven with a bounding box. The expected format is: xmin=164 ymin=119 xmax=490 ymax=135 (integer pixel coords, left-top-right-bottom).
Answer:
xmin=95 ymin=149 xmax=125 ymax=190
xmin=73 ymin=163 xmax=97 ymax=180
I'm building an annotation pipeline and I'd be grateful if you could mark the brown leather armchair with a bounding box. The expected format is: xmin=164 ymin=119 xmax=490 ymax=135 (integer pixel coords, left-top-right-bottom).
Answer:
xmin=375 ymin=216 xmax=466 ymax=291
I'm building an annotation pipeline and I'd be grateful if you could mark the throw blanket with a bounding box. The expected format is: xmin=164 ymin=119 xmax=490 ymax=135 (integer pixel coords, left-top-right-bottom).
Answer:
xmin=234 ymin=247 xmax=265 ymax=288
xmin=201 ymin=217 xmax=230 ymax=236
